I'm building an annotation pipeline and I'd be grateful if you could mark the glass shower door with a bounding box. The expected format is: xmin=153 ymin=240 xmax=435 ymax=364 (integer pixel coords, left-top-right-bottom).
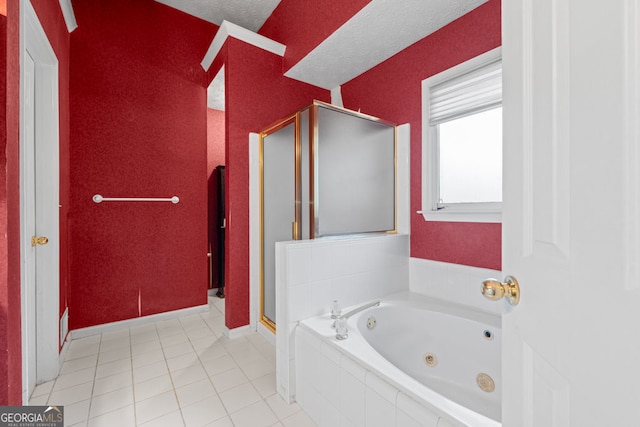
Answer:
xmin=260 ymin=115 xmax=301 ymax=331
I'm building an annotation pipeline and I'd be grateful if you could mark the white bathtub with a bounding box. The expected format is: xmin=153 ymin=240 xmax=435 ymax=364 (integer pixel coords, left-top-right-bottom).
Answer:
xmin=295 ymin=292 xmax=502 ymax=427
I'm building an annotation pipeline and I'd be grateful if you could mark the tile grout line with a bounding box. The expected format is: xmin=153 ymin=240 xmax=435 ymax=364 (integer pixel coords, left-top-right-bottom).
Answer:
xmin=36 ymin=297 xmax=311 ymax=426
xmin=211 ymin=300 xmax=283 ymax=424
xmin=162 ymin=314 xmax=188 ymax=427
xmin=129 ymin=327 xmax=139 ymax=427
xmin=83 ymin=332 xmax=102 ymax=426
xmin=186 ymin=300 xmax=231 ymax=425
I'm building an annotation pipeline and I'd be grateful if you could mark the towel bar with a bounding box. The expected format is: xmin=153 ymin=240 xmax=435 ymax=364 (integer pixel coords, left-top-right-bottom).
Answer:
xmin=92 ymin=194 xmax=179 ymax=204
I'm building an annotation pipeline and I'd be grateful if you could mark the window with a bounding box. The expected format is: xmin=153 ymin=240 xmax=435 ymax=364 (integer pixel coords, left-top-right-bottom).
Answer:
xmin=421 ymin=47 xmax=502 ymax=223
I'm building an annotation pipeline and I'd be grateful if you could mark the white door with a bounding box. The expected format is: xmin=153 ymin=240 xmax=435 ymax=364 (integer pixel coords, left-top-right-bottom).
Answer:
xmin=23 ymin=48 xmax=38 ymax=400
xmin=21 ymin=0 xmax=61 ymax=402
xmin=501 ymin=0 xmax=640 ymax=425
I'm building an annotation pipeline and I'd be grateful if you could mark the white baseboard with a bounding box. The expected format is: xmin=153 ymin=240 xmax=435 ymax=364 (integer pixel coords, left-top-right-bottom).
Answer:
xmin=70 ymin=304 xmax=209 ymax=339
xmin=224 ymin=324 xmax=253 ymax=339
xmin=257 ymin=322 xmax=275 ymax=346
xmin=58 ymin=338 xmax=70 ymax=373
xmin=59 ymin=307 xmax=69 ymax=348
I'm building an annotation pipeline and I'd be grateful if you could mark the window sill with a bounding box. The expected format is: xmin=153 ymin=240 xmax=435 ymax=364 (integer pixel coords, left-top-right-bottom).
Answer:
xmin=418 ymin=209 xmax=501 ymax=223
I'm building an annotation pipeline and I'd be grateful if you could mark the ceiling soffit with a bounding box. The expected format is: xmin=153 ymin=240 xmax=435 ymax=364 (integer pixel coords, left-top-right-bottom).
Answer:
xmin=155 ymin=0 xmax=281 ymax=32
xmin=284 ymin=0 xmax=489 ymax=90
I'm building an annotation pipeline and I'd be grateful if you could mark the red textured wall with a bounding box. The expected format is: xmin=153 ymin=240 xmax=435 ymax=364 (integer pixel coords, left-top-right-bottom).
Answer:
xmin=68 ymin=0 xmax=217 ymax=329
xmin=259 ymin=0 xmax=371 ymax=71
xmin=31 ymin=0 xmax=71 ymax=345
xmin=0 ymin=6 xmax=11 ymax=406
xmin=1 ymin=0 xmax=22 ymax=405
xmin=341 ymin=0 xmax=502 ymax=270
xmin=224 ymin=38 xmax=329 ymax=328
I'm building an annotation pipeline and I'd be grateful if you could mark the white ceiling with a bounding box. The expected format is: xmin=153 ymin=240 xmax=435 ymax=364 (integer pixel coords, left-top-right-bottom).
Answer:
xmin=180 ymin=0 xmax=488 ymax=109
xmin=285 ymin=0 xmax=488 ymax=90
xmin=155 ymin=0 xmax=281 ymax=32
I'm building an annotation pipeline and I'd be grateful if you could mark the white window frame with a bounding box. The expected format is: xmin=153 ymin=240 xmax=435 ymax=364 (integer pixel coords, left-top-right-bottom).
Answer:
xmin=420 ymin=47 xmax=502 ymax=223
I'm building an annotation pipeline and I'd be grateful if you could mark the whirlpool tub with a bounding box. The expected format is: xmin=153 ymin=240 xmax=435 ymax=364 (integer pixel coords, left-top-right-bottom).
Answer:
xmin=294 ymin=292 xmax=501 ymax=427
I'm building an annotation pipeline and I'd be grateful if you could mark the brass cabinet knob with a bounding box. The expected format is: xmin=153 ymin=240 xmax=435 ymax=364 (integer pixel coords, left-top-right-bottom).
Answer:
xmin=31 ymin=236 xmax=49 ymax=247
xmin=482 ymin=276 xmax=520 ymax=306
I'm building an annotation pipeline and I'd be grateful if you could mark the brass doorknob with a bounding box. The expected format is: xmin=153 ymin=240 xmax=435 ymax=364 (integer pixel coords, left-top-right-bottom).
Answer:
xmin=482 ymin=276 xmax=520 ymax=306
xmin=31 ymin=236 xmax=49 ymax=247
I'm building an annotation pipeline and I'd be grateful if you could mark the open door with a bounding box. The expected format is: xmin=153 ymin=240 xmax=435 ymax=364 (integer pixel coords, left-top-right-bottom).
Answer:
xmin=21 ymin=0 xmax=61 ymax=401
xmin=501 ymin=0 xmax=640 ymax=424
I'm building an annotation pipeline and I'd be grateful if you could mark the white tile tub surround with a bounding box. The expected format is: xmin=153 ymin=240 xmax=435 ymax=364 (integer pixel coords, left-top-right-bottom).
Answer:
xmin=296 ymin=326 xmax=448 ymax=427
xmin=295 ymin=300 xmax=501 ymax=427
xmin=410 ymin=258 xmax=505 ymax=315
xmin=276 ymin=234 xmax=410 ymax=404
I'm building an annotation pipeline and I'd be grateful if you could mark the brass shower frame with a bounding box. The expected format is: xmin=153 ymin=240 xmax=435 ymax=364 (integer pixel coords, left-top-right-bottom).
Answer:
xmin=259 ymin=113 xmax=300 ymax=333
xmin=258 ymin=101 xmax=399 ymax=333
xmin=309 ymin=100 xmax=398 ymax=238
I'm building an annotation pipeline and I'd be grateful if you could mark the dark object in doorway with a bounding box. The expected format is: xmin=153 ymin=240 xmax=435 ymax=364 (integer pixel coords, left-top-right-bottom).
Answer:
xmin=209 ymin=165 xmax=225 ymax=296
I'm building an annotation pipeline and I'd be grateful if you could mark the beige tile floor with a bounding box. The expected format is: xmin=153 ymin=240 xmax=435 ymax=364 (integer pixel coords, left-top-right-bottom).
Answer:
xmin=28 ymin=297 xmax=316 ymax=427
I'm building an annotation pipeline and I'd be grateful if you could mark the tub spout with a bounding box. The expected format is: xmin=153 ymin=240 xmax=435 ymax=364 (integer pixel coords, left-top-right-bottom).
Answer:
xmin=340 ymin=300 xmax=380 ymax=320
xmin=334 ymin=300 xmax=380 ymax=340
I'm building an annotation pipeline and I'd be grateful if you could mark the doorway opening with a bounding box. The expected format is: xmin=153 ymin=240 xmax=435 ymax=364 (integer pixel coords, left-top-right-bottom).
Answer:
xmin=206 ymin=67 xmax=226 ymax=300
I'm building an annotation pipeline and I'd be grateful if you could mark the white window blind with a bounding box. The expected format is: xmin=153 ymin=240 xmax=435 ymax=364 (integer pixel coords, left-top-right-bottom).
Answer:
xmin=428 ymin=59 xmax=502 ymax=125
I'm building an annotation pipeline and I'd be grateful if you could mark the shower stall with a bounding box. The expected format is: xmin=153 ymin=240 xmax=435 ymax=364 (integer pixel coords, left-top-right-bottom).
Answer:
xmin=259 ymin=101 xmax=397 ymax=332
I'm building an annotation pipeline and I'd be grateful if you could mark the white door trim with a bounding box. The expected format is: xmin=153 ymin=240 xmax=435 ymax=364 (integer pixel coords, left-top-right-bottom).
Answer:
xmin=20 ymin=0 xmax=61 ymax=403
